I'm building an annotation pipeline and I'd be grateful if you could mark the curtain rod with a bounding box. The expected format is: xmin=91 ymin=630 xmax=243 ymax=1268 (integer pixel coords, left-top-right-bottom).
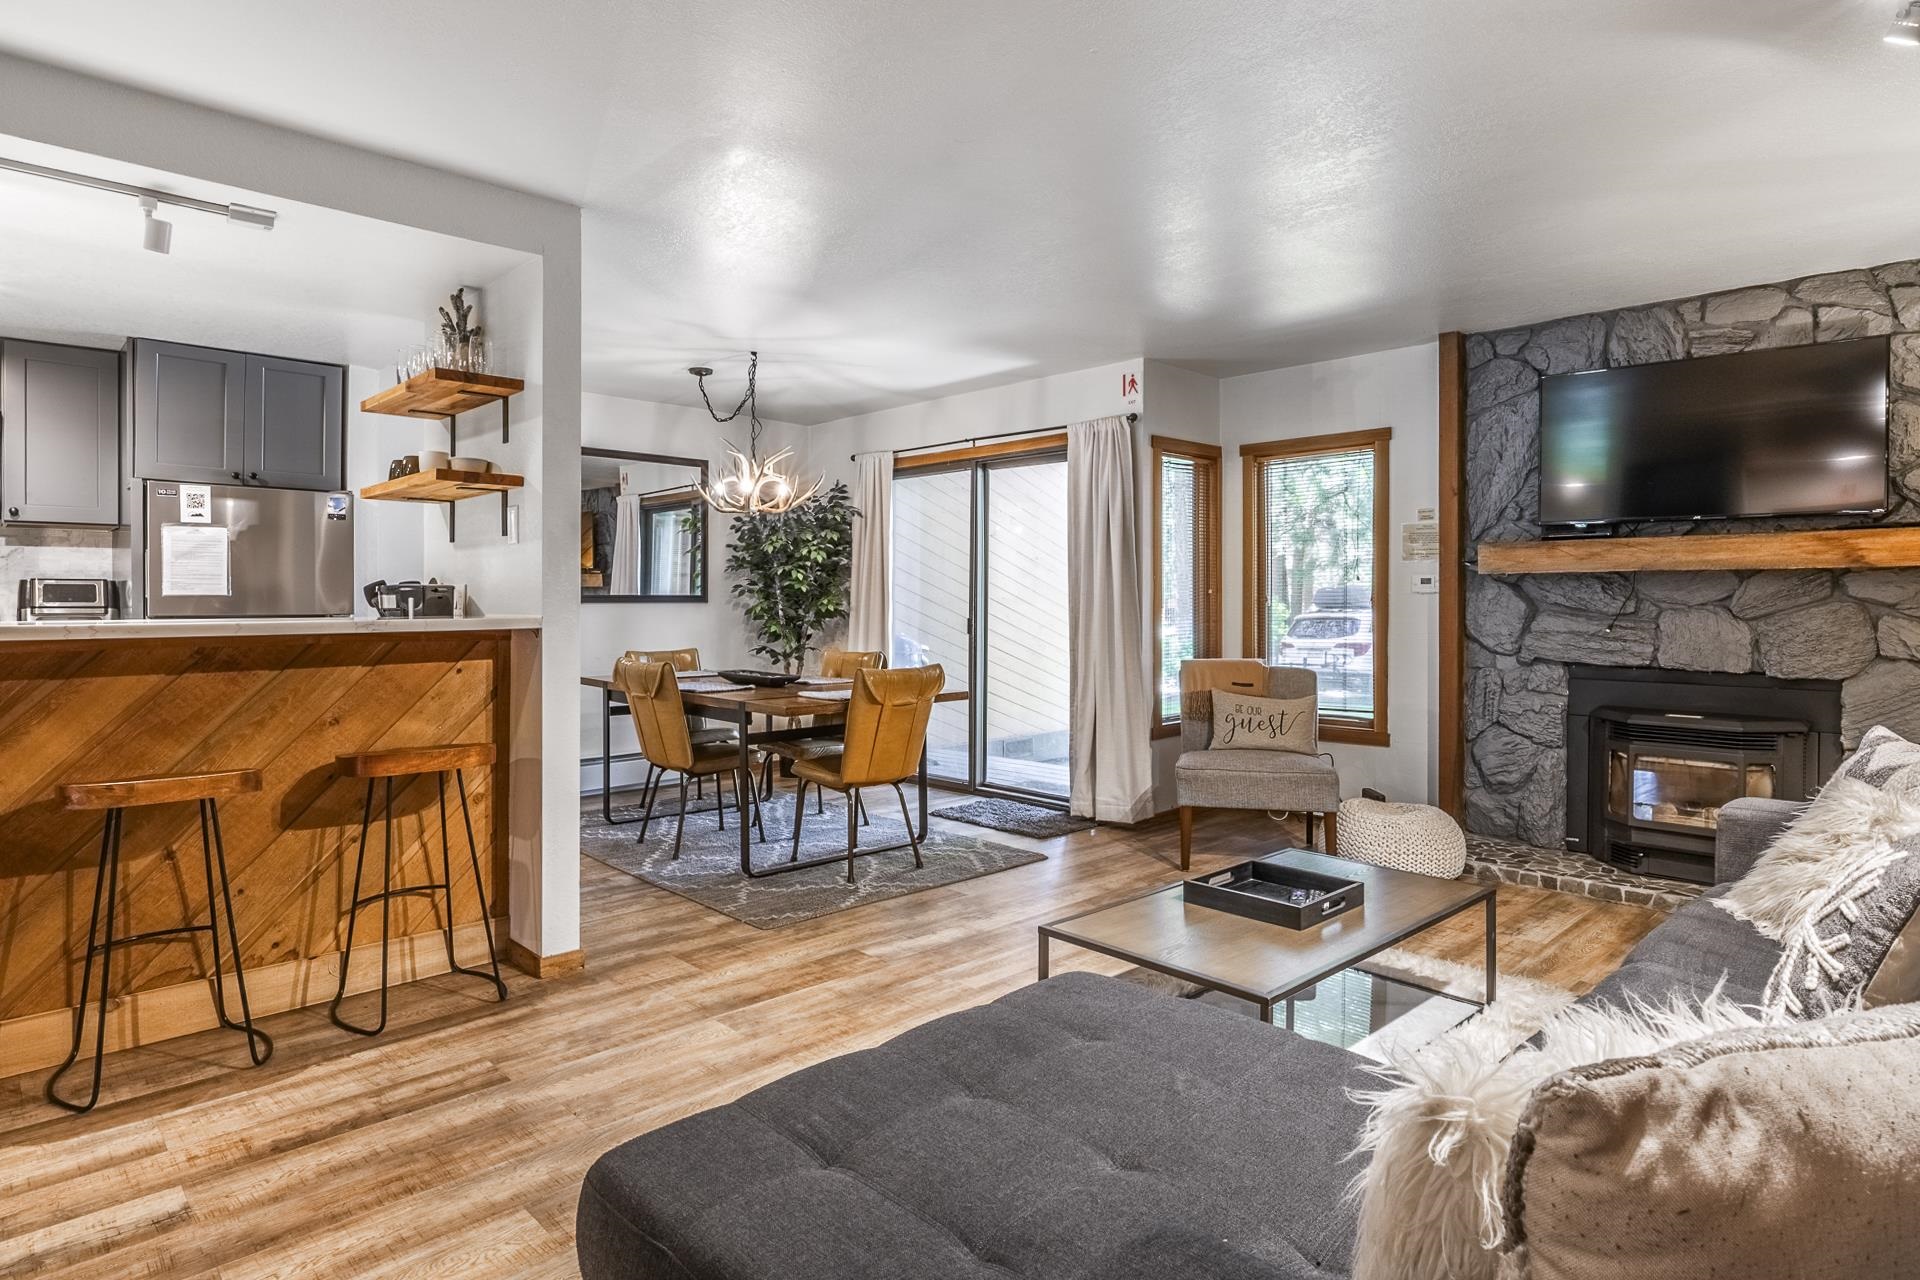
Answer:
xmin=851 ymin=412 xmax=1138 ymax=462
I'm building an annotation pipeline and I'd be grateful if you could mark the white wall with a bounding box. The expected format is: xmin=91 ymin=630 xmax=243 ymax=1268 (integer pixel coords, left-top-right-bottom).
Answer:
xmin=576 ymin=391 xmax=803 ymax=792
xmin=1219 ymin=341 xmax=1441 ymax=803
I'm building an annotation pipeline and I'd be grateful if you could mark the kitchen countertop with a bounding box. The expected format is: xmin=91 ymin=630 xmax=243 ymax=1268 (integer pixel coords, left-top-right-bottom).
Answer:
xmin=0 ymin=614 xmax=542 ymax=641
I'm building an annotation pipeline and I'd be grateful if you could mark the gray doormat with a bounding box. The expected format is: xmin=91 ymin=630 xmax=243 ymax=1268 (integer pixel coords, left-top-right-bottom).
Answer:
xmin=936 ymin=797 xmax=1094 ymax=838
xmin=581 ymin=790 xmax=1045 ymax=929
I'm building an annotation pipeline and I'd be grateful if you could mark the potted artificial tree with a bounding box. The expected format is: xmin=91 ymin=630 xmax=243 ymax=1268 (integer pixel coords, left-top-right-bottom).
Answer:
xmin=724 ymin=482 xmax=857 ymax=672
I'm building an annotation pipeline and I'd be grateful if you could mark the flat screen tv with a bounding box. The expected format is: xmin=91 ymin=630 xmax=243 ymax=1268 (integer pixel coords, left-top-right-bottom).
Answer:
xmin=1539 ymin=335 xmax=1890 ymax=528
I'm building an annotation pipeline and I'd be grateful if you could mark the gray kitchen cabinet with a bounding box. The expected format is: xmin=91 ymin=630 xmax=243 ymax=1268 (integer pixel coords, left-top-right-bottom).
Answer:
xmin=246 ymin=356 xmax=344 ymax=489
xmin=130 ymin=339 xmax=344 ymax=490
xmin=131 ymin=339 xmax=247 ymax=485
xmin=0 ymin=340 xmax=121 ymax=525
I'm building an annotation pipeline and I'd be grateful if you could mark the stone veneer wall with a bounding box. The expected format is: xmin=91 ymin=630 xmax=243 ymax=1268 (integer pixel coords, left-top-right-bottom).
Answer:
xmin=1465 ymin=259 xmax=1920 ymax=847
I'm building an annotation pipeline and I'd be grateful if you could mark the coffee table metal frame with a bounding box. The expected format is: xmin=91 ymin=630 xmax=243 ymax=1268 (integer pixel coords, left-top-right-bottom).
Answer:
xmin=1038 ymin=849 xmax=1496 ymax=1030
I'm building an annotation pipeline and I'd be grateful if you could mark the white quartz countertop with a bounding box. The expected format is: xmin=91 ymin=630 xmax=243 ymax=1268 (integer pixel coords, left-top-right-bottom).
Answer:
xmin=0 ymin=615 xmax=542 ymax=641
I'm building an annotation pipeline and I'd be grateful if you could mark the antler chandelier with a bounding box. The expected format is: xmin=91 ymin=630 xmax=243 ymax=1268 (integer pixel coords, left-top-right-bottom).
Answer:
xmin=690 ymin=351 xmax=821 ymax=515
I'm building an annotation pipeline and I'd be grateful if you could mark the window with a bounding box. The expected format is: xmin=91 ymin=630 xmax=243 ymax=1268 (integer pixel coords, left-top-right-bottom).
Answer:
xmin=1152 ymin=437 xmax=1222 ymax=735
xmin=1242 ymin=428 xmax=1391 ymax=746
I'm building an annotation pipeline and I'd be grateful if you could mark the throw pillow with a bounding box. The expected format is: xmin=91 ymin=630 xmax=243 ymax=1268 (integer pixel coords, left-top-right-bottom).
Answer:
xmin=1347 ymin=991 xmax=1772 ymax=1280
xmin=1766 ymin=833 xmax=1920 ymax=1017
xmin=1208 ymin=691 xmax=1316 ymax=753
xmin=1712 ymin=776 xmax=1920 ymax=942
xmin=1496 ymin=1002 xmax=1920 ymax=1280
xmin=1829 ymin=723 xmax=1920 ymax=801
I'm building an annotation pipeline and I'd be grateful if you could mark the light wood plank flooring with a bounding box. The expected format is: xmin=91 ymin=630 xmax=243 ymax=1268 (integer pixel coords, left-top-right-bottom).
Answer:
xmin=0 ymin=796 xmax=1662 ymax=1279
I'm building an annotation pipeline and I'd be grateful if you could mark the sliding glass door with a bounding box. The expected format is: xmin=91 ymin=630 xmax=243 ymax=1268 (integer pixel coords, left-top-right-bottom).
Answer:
xmin=891 ymin=448 xmax=1072 ymax=801
xmin=891 ymin=467 xmax=972 ymax=781
xmin=980 ymin=455 xmax=1071 ymax=797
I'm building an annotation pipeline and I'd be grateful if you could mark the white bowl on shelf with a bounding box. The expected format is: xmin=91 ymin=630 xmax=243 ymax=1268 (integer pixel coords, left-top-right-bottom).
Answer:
xmin=417 ymin=449 xmax=451 ymax=472
xmin=448 ymin=456 xmax=493 ymax=474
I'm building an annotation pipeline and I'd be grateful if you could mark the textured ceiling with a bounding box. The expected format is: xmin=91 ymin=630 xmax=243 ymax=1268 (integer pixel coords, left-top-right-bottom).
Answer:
xmin=2 ymin=1 xmax=1918 ymax=422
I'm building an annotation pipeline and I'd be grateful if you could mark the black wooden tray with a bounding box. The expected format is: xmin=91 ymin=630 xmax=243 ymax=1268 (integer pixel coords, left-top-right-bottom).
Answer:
xmin=1183 ymin=859 xmax=1364 ymax=930
xmin=717 ymin=669 xmax=801 ymax=688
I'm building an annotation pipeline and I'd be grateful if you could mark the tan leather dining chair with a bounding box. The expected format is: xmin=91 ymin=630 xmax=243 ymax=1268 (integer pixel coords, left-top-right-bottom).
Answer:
xmin=759 ymin=648 xmax=885 ymax=802
xmin=788 ymin=665 xmax=943 ymax=882
xmin=621 ymin=647 xmax=733 ymax=802
xmin=612 ymin=656 xmax=763 ymax=858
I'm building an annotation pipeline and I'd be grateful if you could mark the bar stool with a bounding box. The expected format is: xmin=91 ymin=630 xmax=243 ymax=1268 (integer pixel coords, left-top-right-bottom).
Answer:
xmin=329 ymin=743 xmax=507 ymax=1036
xmin=49 ymin=769 xmax=273 ymax=1114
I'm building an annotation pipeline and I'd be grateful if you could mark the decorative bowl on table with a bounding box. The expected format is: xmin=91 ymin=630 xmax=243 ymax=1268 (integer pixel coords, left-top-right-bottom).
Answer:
xmin=717 ymin=669 xmax=801 ymax=687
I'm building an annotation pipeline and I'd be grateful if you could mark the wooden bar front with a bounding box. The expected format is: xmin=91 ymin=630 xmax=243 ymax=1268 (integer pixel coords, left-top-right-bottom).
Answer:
xmin=0 ymin=629 xmax=513 ymax=1076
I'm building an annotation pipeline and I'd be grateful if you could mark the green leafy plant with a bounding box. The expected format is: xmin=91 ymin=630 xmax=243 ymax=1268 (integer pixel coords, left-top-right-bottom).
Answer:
xmin=725 ymin=483 xmax=857 ymax=671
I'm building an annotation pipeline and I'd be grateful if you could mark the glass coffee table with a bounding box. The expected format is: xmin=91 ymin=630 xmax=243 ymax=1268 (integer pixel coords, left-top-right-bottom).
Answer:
xmin=1038 ymin=849 xmax=1496 ymax=1043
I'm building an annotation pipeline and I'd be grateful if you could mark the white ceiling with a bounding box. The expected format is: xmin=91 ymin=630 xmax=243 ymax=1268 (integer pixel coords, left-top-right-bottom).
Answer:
xmin=0 ymin=136 xmax=533 ymax=370
xmin=2 ymin=2 xmax=1919 ymax=422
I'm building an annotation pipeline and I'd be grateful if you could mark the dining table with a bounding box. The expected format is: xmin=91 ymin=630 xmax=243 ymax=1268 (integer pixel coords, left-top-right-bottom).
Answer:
xmin=583 ymin=673 xmax=969 ymax=877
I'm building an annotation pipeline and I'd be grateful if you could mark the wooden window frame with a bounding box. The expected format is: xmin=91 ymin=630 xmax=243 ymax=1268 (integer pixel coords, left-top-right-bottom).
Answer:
xmin=1150 ymin=436 xmax=1224 ymax=740
xmin=1240 ymin=427 xmax=1392 ymax=748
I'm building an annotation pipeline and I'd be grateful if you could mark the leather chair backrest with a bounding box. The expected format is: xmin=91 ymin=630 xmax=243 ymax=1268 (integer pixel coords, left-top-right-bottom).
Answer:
xmin=628 ymin=648 xmax=701 ymax=672
xmin=821 ymin=649 xmax=884 ymax=679
xmin=838 ymin=665 xmax=943 ymax=787
xmin=1180 ymin=659 xmax=1319 ymax=752
xmin=612 ymin=656 xmax=693 ymax=771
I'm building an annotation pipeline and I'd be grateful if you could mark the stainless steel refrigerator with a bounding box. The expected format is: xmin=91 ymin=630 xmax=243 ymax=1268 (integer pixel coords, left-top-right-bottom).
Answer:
xmin=142 ymin=480 xmax=355 ymax=617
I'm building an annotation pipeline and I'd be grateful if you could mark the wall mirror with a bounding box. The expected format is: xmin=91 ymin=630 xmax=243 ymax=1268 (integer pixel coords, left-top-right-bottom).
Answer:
xmin=581 ymin=448 xmax=709 ymax=602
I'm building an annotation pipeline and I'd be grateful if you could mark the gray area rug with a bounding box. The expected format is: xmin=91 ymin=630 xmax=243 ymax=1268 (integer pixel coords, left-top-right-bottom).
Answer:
xmin=582 ymin=789 xmax=1045 ymax=929
xmin=936 ymin=797 xmax=1094 ymax=838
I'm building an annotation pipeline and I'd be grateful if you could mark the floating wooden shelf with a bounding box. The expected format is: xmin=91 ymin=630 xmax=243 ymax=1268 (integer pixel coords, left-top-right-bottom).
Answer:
xmin=1477 ymin=527 xmax=1920 ymax=575
xmin=359 ymin=468 xmax=523 ymax=502
xmin=360 ymin=368 xmax=524 ymax=420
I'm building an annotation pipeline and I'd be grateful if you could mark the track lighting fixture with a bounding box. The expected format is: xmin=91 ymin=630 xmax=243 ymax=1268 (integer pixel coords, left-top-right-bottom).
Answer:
xmin=0 ymin=155 xmax=277 ymax=254
xmin=1888 ymin=1 xmax=1920 ymax=44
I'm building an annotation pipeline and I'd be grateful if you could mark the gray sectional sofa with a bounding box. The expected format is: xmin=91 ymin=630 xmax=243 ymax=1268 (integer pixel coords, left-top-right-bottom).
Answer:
xmin=576 ymin=799 xmax=1799 ymax=1280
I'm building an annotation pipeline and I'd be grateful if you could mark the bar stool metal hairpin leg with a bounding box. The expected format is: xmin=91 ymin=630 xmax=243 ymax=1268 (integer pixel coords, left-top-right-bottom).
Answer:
xmin=329 ymin=744 xmax=507 ymax=1037
xmin=48 ymin=769 xmax=273 ymax=1114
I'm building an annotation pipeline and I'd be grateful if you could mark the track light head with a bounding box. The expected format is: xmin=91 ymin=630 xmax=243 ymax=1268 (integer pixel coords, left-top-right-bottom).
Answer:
xmin=139 ymin=197 xmax=172 ymax=255
xmin=1888 ymin=1 xmax=1920 ymax=44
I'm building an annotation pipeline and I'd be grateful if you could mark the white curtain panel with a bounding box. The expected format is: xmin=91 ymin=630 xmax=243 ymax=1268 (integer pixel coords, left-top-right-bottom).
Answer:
xmin=610 ymin=494 xmax=641 ymax=595
xmin=1066 ymin=416 xmax=1155 ymax=823
xmin=847 ymin=451 xmax=893 ymax=655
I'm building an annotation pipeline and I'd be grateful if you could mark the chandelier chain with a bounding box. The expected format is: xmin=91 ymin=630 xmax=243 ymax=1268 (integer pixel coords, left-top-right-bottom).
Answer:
xmin=695 ymin=351 xmax=763 ymax=460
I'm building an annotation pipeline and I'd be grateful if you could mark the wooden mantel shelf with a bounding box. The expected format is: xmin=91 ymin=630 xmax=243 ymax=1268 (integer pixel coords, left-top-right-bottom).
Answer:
xmin=1477 ymin=527 xmax=1920 ymax=575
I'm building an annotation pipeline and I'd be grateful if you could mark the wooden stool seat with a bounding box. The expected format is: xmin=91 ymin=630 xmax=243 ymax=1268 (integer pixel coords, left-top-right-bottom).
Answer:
xmin=336 ymin=743 xmax=495 ymax=779
xmin=61 ymin=768 xmax=263 ymax=812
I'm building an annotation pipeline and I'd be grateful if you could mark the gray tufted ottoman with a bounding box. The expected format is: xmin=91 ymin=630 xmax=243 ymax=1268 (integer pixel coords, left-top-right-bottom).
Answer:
xmin=576 ymin=971 xmax=1373 ymax=1279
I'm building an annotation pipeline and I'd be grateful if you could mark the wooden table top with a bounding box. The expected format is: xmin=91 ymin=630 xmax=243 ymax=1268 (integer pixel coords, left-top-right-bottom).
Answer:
xmin=1042 ymin=849 xmax=1493 ymax=1004
xmin=581 ymin=674 xmax=966 ymax=717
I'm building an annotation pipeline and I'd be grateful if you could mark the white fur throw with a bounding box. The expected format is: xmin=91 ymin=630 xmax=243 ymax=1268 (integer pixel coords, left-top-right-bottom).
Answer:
xmin=1347 ymin=990 xmax=1776 ymax=1280
xmin=1713 ymin=777 xmax=1920 ymax=942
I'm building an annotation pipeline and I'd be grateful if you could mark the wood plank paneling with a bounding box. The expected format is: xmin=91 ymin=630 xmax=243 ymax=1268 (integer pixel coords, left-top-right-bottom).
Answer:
xmin=0 ymin=634 xmax=512 ymax=1040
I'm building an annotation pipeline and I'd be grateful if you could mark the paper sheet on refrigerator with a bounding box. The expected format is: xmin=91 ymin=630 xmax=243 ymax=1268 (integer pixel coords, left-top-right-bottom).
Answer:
xmin=160 ymin=523 xmax=231 ymax=596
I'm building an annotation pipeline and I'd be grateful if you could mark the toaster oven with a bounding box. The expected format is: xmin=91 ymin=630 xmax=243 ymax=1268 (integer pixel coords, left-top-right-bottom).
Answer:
xmin=18 ymin=577 xmax=117 ymax=622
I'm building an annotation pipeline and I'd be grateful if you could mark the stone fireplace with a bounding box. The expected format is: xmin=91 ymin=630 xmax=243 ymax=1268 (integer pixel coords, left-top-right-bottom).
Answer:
xmin=1565 ymin=666 xmax=1841 ymax=884
xmin=1464 ymin=258 xmax=1920 ymax=877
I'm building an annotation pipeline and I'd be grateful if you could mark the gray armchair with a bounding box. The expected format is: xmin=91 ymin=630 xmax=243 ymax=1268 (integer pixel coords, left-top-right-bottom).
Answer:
xmin=1175 ymin=660 xmax=1341 ymax=870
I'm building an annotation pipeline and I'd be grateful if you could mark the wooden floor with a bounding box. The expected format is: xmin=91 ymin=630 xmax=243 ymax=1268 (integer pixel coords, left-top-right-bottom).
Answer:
xmin=0 ymin=796 xmax=1662 ymax=1279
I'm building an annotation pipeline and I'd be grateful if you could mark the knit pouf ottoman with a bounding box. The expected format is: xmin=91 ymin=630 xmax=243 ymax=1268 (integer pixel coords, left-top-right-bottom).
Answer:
xmin=1335 ymin=797 xmax=1467 ymax=879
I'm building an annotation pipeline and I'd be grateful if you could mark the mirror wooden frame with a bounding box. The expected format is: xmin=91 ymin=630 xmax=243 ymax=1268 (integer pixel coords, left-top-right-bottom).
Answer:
xmin=580 ymin=447 xmax=711 ymax=604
